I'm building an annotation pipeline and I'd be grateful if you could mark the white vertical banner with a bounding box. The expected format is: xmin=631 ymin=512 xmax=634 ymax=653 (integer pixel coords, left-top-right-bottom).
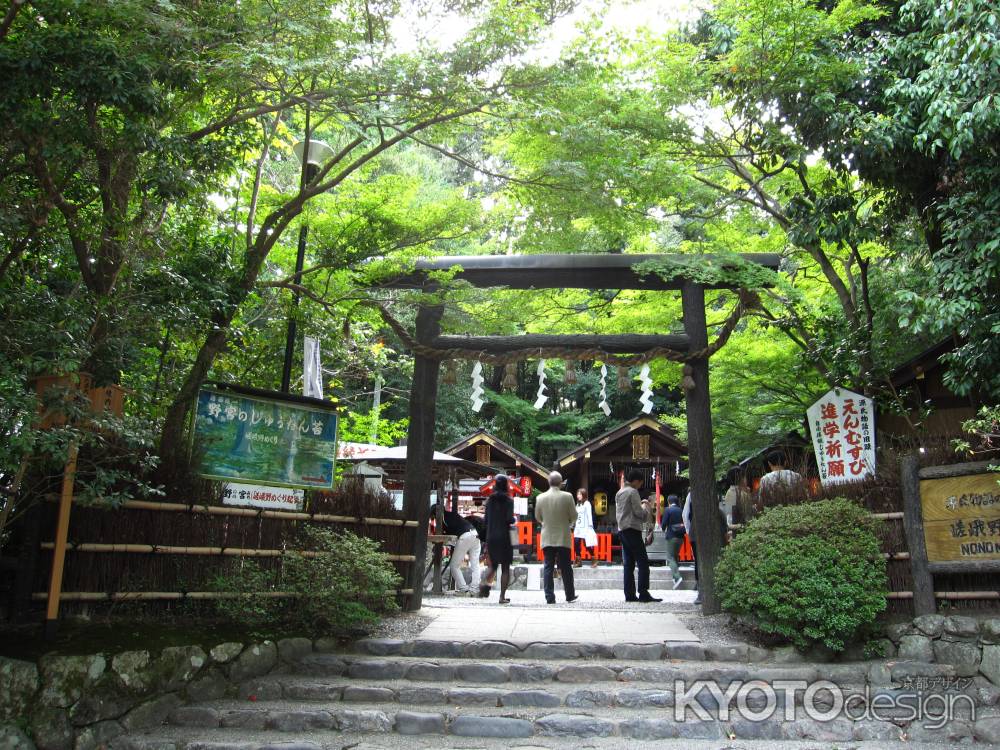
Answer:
xmin=807 ymin=387 xmax=876 ymax=486
xmin=303 ymin=336 xmax=323 ymax=399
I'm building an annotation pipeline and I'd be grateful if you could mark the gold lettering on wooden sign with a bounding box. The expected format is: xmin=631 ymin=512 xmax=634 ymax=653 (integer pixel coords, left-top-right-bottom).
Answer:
xmin=921 ymin=473 xmax=1000 ymax=562
xmin=475 ymin=443 xmax=491 ymax=465
xmin=632 ymin=434 xmax=650 ymax=460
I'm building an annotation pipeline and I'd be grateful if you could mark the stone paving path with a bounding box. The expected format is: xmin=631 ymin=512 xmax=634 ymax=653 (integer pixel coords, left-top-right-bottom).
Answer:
xmin=416 ymin=600 xmax=698 ymax=645
xmin=428 ymin=586 xmax=699 ymax=608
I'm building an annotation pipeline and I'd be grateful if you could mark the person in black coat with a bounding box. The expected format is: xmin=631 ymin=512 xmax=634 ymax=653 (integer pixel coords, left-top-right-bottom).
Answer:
xmin=482 ymin=474 xmax=515 ymax=604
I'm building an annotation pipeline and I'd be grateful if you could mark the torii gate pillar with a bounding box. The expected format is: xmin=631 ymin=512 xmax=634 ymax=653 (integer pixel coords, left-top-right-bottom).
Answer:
xmin=401 ymin=300 xmax=442 ymax=610
xmin=682 ymin=281 xmax=723 ymax=614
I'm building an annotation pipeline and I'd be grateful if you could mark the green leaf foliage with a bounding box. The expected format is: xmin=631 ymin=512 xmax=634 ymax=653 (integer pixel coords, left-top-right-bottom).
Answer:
xmin=210 ymin=526 xmax=401 ymax=637
xmin=716 ymin=498 xmax=888 ymax=651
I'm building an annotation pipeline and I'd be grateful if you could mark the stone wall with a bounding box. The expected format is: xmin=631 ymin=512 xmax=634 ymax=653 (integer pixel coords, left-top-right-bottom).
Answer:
xmin=0 ymin=637 xmax=322 ymax=750
xmin=886 ymin=615 xmax=1000 ymax=684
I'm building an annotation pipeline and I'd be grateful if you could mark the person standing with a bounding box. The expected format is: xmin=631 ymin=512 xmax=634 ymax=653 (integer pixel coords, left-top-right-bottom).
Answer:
xmin=724 ymin=469 xmax=756 ymax=528
xmin=615 ymin=469 xmax=661 ymax=603
xmin=659 ymin=494 xmax=685 ymax=589
xmin=573 ymin=488 xmax=599 ymax=568
xmin=432 ymin=503 xmax=481 ymax=595
xmin=722 ymin=469 xmax=750 ymax=527
xmin=758 ymin=451 xmax=806 ymax=505
xmin=482 ymin=474 xmax=516 ymax=604
xmin=534 ymin=471 xmax=579 ymax=604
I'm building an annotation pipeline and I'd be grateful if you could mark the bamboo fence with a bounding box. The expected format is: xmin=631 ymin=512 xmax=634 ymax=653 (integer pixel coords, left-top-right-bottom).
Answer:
xmin=29 ymin=483 xmax=418 ymax=615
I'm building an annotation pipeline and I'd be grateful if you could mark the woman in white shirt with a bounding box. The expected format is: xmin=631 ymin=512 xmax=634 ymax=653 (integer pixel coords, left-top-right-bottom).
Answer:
xmin=573 ymin=488 xmax=599 ymax=568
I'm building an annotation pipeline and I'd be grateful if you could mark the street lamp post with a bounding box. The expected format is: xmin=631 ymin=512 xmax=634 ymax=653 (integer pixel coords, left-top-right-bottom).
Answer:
xmin=280 ymin=138 xmax=335 ymax=393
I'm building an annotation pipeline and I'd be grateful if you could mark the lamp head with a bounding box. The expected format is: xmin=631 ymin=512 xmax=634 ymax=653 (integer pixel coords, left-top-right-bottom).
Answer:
xmin=293 ymin=139 xmax=335 ymax=167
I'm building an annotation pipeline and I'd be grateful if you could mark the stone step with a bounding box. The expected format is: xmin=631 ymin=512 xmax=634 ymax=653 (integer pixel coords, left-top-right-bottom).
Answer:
xmin=556 ymin=566 xmax=695 ymax=578
xmin=352 ymin=637 xmax=725 ymax=662
xmin=237 ymin=672 xmax=1000 ymax=710
xmin=156 ymin=699 xmax=994 ymax=744
xmin=522 ymin=567 xmax=694 ymax=582
xmin=115 ymin=725 xmax=986 ymax=750
xmin=230 ymin=675 xmax=908 ymax=709
xmin=534 ymin=569 xmax=697 ymax=590
xmin=561 ymin=578 xmax=697 ymax=590
xmin=287 ymin=652 xmax=948 ymax=687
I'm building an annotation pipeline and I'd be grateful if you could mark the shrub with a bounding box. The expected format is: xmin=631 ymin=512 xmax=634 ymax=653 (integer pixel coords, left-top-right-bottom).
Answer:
xmin=209 ymin=559 xmax=280 ymax=634
xmin=283 ymin=526 xmax=401 ymax=635
xmin=715 ymin=498 xmax=887 ymax=652
xmin=210 ymin=526 xmax=401 ymax=637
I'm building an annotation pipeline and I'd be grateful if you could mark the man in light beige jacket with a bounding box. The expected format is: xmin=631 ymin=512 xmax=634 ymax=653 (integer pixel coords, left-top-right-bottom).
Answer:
xmin=534 ymin=470 xmax=578 ymax=604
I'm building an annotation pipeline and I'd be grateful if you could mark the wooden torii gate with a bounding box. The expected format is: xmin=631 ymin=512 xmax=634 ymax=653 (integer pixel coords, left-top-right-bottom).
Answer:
xmin=380 ymin=253 xmax=780 ymax=614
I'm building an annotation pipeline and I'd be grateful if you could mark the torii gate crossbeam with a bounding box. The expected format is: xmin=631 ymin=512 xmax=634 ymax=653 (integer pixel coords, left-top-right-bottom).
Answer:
xmin=378 ymin=253 xmax=780 ymax=614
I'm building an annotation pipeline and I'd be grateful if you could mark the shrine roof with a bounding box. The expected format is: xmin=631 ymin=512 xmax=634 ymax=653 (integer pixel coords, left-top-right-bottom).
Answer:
xmin=557 ymin=416 xmax=686 ymax=469
xmin=337 ymin=442 xmax=492 ymax=478
xmin=443 ymin=429 xmax=550 ymax=485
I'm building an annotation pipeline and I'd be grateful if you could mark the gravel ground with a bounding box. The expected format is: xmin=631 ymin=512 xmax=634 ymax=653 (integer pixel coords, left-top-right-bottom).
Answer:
xmin=366 ymin=610 xmax=434 ymax=641
xmin=675 ymin=611 xmax=769 ymax=648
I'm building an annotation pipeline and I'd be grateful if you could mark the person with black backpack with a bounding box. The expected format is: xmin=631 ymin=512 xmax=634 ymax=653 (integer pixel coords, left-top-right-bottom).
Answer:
xmin=659 ymin=494 xmax=685 ymax=589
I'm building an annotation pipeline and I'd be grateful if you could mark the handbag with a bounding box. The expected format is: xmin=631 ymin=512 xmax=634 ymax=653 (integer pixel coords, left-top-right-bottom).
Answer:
xmin=509 ymin=526 xmax=519 ymax=546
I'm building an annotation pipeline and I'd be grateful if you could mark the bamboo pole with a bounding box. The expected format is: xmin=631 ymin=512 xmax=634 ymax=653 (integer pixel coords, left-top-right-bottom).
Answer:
xmin=933 ymin=591 xmax=1000 ymax=600
xmin=33 ymin=588 xmax=414 ymax=601
xmin=56 ymin=498 xmax=417 ymax=527
xmin=39 ymin=541 xmax=415 ymax=562
xmin=731 ymin=511 xmax=903 ymax=532
xmin=44 ymin=441 xmax=78 ymax=637
xmin=886 ymin=591 xmax=999 ymax=600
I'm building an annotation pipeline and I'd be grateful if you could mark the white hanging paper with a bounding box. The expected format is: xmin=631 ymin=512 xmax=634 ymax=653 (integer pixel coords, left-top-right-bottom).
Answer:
xmin=303 ymin=336 xmax=323 ymax=399
xmin=638 ymin=363 xmax=654 ymax=414
xmin=470 ymin=361 xmax=485 ymax=412
xmin=598 ymin=364 xmax=611 ymax=416
xmin=533 ymin=359 xmax=548 ymax=409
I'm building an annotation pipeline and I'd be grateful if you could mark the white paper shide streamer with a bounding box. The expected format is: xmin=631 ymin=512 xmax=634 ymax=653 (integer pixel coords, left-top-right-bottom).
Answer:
xmin=598 ymin=364 xmax=611 ymax=416
xmin=470 ymin=361 xmax=485 ymax=412
xmin=638 ymin=363 xmax=654 ymax=414
xmin=533 ymin=359 xmax=548 ymax=409
xmin=303 ymin=336 xmax=323 ymax=399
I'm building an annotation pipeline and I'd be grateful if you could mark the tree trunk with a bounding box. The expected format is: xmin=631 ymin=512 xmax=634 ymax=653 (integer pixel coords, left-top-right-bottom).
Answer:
xmin=158 ymin=327 xmax=229 ymax=479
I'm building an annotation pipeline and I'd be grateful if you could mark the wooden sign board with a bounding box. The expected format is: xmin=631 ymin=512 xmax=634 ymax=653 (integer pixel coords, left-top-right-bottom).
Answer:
xmin=920 ymin=472 xmax=1000 ymax=562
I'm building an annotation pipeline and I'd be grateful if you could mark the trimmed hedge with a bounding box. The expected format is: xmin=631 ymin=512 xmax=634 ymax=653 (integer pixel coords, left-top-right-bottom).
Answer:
xmin=716 ymin=498 xmax=887 ymax=651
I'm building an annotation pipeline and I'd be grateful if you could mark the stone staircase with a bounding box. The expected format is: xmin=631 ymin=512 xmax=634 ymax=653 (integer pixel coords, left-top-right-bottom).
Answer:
xmin=112 ymin=637 xmax=1000 ymax=748
xmin=528 ymin=564 xmax=697 ymax=591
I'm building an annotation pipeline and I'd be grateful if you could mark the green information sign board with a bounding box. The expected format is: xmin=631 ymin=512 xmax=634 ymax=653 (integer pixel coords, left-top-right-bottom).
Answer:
xmin=193 ymin=388 xmax=338 ymax=489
